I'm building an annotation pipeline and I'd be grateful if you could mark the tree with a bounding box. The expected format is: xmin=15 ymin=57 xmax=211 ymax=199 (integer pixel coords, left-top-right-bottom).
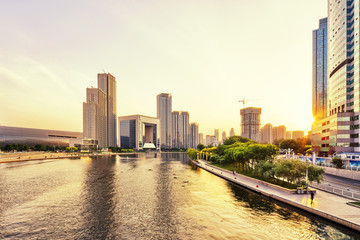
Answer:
xmin=66 ymin=147 xmax=78 ymax=152
xmin=186 ymin=148 xmax=198 ymax=160
xmin=331 ymin=157 xmax=343 ymax=169
xmin=197 ymin=143 xmax=205 ymax=151
xmin=223 ymin=136 xmax=251 ymax=145
xmin=307 ymin=165 xmax=325 ymax=183
xmin=279 ymin=139 xmax=298 ymax=153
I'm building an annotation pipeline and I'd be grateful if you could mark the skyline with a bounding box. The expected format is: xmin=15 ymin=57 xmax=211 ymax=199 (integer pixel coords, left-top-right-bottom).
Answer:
xmin=0 ymin=1 xmax=327 ymax=135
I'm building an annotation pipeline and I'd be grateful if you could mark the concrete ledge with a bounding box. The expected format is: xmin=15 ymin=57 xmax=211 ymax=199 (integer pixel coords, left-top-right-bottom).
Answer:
xmin=324 ymin=166 xmax=360 ymax=181
xmin=192 ymin=160 xmax=360 ymax=232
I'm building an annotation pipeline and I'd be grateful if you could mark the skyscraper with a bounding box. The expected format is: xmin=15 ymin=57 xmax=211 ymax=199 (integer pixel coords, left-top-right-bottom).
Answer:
xmin=240 ymin=107 xmax=261 ymax=142
xmin=273 ymin=125 xmax=286 ymax=142
xmin=214 ymin=129 xmax=219 ymax=142
xmin=83 ymin=88 xmax=107 ymax=148
xmin=189 ymin=122 xmax=199 ymax=149
xmin=313 ymin=18 xmax=328 ymax=121
xmin=260 ymin=123 xmax=273 ymax=144
xmin=172 ymin=111 xmax=189 ymax=149
xmin=312 ymin=1 xmax=360 ymax=155
xmin=229 ymin=128 xmax=235 ymax=137
xmin=98 ymin=73 xmax=117 ymax=147
xmin=199 ymin=133 xmax=205 ymax=145
xmin=222 ymin=131 xmax=227 ymax=142
xmin=157 ymin=93 xmax=172 ymax=148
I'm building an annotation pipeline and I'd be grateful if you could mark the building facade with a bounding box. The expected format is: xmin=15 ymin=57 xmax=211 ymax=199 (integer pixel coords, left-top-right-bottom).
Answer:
xmin=118 ymin=115 xmax=160 ymax=150
xmin=172 ymin=111 xmax=189 ymax=149
xmin=273 ymin=125 xmax=286 ymax=142
xmin=199 ymin=133 xmax=205 ymax=145
xmin=240 ymin=107 xmax=261 ymax=142
xmin=0 ymin=126 xmax=82 ymax=146
xmin=222 ymin=131 xmax=227 ymax=142
xmin=229 ymin=128 xmax=235 ymax=137
xmin=260 ymin=123 xmax=273 ymax=144
xmin=214 ymin=129 xmax=219 ymax=142
xmin=292 ymin=131 xmax=305 ymax=139
xmin=313 ymin=18 xmax=328 ymax=121
xmin=157 ymin=93 xmax=172 ymax=148
xmin=312 ymin=1 xmax=360 ymax=155
xmin=83 ymin=88 xmax=107 ymax=148
xmin=189 ymin=122 xmax=199 ymax=149
xmin=98 ymin=73 xmax=117 ymax=147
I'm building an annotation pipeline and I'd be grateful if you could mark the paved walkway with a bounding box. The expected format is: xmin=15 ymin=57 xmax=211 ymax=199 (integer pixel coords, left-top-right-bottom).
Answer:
xmin=195 ymin=160 xmax=360 ymax=232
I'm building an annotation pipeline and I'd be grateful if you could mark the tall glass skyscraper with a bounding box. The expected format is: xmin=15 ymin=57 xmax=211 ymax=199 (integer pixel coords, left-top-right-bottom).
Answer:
xmin=157 ymin=93 xmax=172 ymax=148
xmin=312 ymin=0 xmax=360 ymax=157
xmin=313 ymin=18 xmax=328 ymax=120
xmin=98 ymin=73 xmax=117 ymax=147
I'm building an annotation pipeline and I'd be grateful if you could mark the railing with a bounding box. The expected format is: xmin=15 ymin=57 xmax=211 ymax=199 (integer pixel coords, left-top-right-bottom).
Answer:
xmin=310 ymin=182 xmax=360 ymax=200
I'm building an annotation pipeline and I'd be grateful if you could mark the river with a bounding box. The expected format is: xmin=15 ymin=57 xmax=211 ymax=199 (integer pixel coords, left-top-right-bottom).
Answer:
xmin=0 ymin=153 xmax=358 ymax=239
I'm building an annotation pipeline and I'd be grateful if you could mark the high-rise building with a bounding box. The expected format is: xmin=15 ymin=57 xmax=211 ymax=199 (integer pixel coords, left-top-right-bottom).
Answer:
xmin=292 ymin=131 xmax=305 ymax=139
xmin=229 ymin=128 xmax=235 ymax=137
xmin=205 ymin=135 xmax=217 ymax=146
xmin=189 ymin=122 xmax=199 ymax=149
xmin=312 ymin=1 xmax=360 ymax=155
xmin=83 ymin=88 xmax=107 ymax=148
xmin=172 ymin=111 xmax=189 ymax=149
xmin=199 ymin=133 xmax=205 ymax=145
xmin=222 ymin=131 xmax=227 ymax=142
xmin=240 ymin=107 xmax=261 ymax=142
xmin=214 ymin=129 xmax=219 ymax=142
xmin=286 ymin=131 xmax=292 ymax=139
xmin=157 ymin=93 xmax=172 ymax=148
xmin=313 ymin=18 xmax=328 ymax=121
xmin=273 ymin=125 xmax=286 ymax=142
xmin=260 ymin=123 xmax=273 ymax=144
xmin=98 ymin=73 xmax=117 ymax=147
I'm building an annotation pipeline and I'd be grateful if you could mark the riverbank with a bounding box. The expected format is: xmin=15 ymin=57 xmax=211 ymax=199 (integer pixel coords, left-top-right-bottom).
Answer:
xmin=192 ymin=159 xmax=360 ymax=232
xmin=0 ymin=151 xmax=136 ymax=164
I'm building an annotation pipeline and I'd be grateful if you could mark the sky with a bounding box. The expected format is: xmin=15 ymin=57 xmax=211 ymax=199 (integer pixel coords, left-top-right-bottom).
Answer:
xmin=0 ymin=0 xmax=327 ymax=136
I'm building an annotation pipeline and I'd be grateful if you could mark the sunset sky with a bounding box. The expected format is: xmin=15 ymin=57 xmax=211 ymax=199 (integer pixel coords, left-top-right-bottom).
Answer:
xmin=0 ymin=0 xmax=327 ymax=136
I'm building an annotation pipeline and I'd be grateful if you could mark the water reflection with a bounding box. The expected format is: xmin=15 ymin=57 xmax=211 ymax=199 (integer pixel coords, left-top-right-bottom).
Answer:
xmin=79 ymin=156 xmax=116 ymax=239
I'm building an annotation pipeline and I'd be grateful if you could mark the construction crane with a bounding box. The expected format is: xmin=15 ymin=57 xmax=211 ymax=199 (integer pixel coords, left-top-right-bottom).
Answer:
xmin=238 ymin=98 xmax=260 ymax=108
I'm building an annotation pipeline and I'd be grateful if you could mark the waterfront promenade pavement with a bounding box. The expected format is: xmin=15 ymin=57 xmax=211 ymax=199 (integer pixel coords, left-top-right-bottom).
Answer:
xmin=196 ymin=160 xmax=360 ymax=232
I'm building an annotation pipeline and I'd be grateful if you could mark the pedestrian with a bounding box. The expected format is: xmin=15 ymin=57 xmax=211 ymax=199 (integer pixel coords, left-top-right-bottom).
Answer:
xmin=310 ymin=191 xmax=315 ymax=203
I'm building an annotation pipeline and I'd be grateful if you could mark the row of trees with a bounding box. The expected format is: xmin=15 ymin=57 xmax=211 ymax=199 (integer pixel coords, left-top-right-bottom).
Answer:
xmin=0 ymin=144 xmax=67 ymax=152
xmin=188 ymin=135 xmax=324 ymax=187
xmin=277 ymin=138 xmax=312 ymax=155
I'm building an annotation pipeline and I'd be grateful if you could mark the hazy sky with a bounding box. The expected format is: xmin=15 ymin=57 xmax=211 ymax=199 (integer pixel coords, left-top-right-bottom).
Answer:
xmin=0 ymin=0 xmax=327 ymax=136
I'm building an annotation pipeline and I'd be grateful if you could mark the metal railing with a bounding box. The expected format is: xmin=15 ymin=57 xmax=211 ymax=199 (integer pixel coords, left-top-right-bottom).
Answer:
xmin=310 ymin=182 xmax=360 ymax=200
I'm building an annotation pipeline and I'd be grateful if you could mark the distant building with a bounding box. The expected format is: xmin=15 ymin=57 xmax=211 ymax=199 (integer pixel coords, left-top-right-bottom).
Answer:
xmin=83 ymin=73 xmax=117 ymax=148
xmin=0 ymin=125 xmax=82 ymax=146
xmin=260 ymin=123 xmax=273 ymax=144
xmin=172 ymin=111 xmax=189 ymax=149
xmin=118 ymin=115 xmax=160 ymax=151
xmin=286 ymin=131 xmax=292 ymax=139
xmin=292 ymin=131 xmax=304 ymax=140
xmin=83 ymin=88 xmax=107 ymax=148
xmin=205 ymin=135 xmax=217 ymax=146
xmin=229 ymin=128 xmax=235 ymax=137
xmin=240 ymin=107 xmax=261 ymax=142
xmin=189 ymin=122 xmax=199 ymax=149
xmin=214 ymin=129 xmax=219 ymax=142
xmin=199 ymin=133 xmax=205 ymax=145
xmin=157 ymin=93 xmax=172 ymax=148
xmin=98 ymin=73 xmax=117 ymax=147
xmin=222 ymin=131 xmax=226 ymax=142
xmin=273 ymin=125 xmax=286 ymax=142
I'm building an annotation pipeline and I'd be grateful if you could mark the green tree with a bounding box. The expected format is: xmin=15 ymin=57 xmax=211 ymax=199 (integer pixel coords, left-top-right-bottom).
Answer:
xmin=186 ymin=148 xmax=198 ymax=160
xmin=279 ymin=139 xmax=298 ymax=153
xmin=197 ymin=143 xmax=205 ymax=151
xmin=331 ymin=157 xmax=343 ymax=169
xmin=66 ymin=147 xmax=78 ymax=152
xmin=307 ymin=165 xmax=325 ymax=183
xmin=223 ymin=136 xmax=251 ymax=145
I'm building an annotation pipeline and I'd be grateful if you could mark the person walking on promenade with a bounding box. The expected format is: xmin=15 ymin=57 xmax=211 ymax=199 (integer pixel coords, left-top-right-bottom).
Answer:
xmin=310 ymin=191 xmax=315 ymax=204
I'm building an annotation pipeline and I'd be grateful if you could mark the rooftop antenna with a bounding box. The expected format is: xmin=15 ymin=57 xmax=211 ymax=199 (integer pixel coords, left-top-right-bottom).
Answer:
xmin=102 ymin=69 xmax=107 ymax=74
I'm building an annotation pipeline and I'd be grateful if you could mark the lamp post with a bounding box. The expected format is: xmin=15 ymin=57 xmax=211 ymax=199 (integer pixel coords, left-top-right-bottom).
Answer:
xmin=306 ymin=168 xmax=309 ymax=194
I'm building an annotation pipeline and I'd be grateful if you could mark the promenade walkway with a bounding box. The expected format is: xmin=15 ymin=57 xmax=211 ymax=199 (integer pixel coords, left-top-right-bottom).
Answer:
xmin=195 ymin=160 xmax=360 ymax=232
